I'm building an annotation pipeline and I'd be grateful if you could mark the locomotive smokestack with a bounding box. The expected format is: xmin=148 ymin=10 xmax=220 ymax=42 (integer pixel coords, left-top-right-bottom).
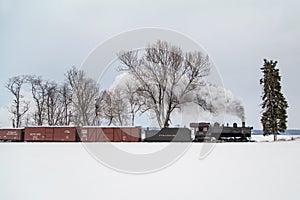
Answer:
xmin=242 ymin=122 xmax=245 ymax=127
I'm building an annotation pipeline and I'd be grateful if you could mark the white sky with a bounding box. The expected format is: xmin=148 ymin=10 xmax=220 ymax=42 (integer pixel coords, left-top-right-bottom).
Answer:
xmin=0 ymin=0 xmax=299 ymax=129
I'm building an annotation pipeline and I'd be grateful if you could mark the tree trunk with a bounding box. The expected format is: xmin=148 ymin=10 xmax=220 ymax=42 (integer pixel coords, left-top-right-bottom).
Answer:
xmin=163 ymin=111 xmax=171 ymax=128
xmin=274 ymin=132 xmax=277 ymax=141
xmin=131 ymin=113 xmax=134 ymax=126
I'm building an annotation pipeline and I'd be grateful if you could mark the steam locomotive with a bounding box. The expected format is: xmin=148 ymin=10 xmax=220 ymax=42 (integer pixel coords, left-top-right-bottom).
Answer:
xmin=0 ymin=122 xmax=252 ymax=142
xmin=190 ymin=122 xmax=252 ymax=142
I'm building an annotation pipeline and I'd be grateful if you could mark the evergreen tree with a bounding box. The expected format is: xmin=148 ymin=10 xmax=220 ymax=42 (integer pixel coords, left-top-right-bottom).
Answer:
xmin=260 ymin=59 xmax=288 ymax=141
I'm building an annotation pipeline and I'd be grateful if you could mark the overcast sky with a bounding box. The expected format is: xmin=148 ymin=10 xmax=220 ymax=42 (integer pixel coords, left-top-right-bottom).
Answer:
xmin=0 ymin=0 xmax=299 ymax=129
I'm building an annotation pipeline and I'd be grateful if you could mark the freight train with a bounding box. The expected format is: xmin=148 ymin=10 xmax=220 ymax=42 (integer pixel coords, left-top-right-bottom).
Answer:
xmin=0 ymin=122 xmax=252 ymax=143
xmin=0 ymin=126 xmax=141 ymax=142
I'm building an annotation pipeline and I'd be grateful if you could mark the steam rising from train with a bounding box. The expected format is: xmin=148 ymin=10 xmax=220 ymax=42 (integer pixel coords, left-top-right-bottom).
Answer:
xmin=194 ymin=84 xmax=246 ymax=122
xmin=110 ymin=73 xmax=246 ymax=123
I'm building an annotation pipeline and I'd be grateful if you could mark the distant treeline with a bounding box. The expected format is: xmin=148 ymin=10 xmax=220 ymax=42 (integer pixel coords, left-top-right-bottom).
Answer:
xmin=252 ymin=130 xmax=300 ymax=135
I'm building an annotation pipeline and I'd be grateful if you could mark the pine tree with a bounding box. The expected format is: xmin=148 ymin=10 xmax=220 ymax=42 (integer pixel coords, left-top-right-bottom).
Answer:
xmin=260 ymin=59 xmax=288 ymax=141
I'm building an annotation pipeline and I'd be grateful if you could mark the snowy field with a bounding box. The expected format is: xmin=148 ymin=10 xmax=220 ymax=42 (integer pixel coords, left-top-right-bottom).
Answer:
xmin=0 ymin=136 xmax=299 ymax=200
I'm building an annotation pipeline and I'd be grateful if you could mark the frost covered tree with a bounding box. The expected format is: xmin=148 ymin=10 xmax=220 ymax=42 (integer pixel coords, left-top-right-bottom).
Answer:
xmin=101 ymin=90 xmax=115 ymax=126
xmin=260 ymin=59 xmax=288 ymax=141
xmin=5 ymin=75 xmax=30 ymax=128
xmin=118 ymin=40 xmax=211 ymax=128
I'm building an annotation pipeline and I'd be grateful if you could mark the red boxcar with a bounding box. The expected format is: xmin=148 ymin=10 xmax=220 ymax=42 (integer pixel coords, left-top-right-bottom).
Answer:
xmin=102 ymin=128 xmax=114 ymax=141
xmin=53 ymin=127 xmax=77 ymax=142
xmin=79 ymin=126 xmax=141 ymax=142
xmin=113 ymin=127 xmax=141 ymax=142
xmin=24 ymin=127 xmax=53 ymax=141
xmin=79 ymin=127 xmax=114 ymax=142
xmin=0 ymin=128 xmax=24 ymax=141
xmin=24 ymin=126 xmax=77 ymax=142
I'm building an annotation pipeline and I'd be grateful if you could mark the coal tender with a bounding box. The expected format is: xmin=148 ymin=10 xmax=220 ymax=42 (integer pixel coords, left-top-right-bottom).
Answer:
xmin=144 ymin=127 xmax=192 ymax=142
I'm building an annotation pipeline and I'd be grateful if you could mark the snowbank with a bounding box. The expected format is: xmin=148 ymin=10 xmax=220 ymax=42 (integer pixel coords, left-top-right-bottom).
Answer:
xmin=0 ymin=140 xmax=299 ymax=200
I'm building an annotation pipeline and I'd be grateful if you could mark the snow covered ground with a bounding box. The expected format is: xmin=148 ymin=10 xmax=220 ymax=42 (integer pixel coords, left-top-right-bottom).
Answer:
xmin=252 ymin=134 xmax=300 ymax=142
xmin=0 ymin=136 xmax=299 ymax=200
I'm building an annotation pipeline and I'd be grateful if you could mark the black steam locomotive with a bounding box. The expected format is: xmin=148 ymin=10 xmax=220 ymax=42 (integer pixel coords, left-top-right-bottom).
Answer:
xmin=190 ymin=122 xmax=253 ymax=142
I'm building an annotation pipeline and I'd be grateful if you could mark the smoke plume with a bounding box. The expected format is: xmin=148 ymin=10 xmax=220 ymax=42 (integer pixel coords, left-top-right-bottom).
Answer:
xmin=194 ymin=84 xmax=245 ymax=122
xmin=110 ymin=73 xmax=246 ymax=122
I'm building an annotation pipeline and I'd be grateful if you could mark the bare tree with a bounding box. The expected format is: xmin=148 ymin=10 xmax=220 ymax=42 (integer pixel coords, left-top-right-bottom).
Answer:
xmin=24 ymin=113 xmax=32 ymax=127
xmin=66 ymin=66 xmax=100 ymax=126
xmin=111 ymin=88 xmax=129 ymax=126
xmin=124 ymin=83 xmax=142 ymax=126
xmin=44 ymin=81 xmax=65 ymax=125
xmin=118 ymin=40 xmax=210 ymax=127
xmin=5 ymin=75 xmax=30 ymax=128
xmin=59 ymin=83 xmax=72 ymax=125
xmin=28 ymin=76 xmax=47 ymax=125
xmin=101 ymin=89 xmax=130 ymax=126
xmin=94 ymin=90 xmax=108 ymax=125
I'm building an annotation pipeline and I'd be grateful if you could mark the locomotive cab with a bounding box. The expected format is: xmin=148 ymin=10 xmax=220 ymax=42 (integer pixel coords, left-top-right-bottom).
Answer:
xmin=190 ymin=122 xmax=210 ymax=142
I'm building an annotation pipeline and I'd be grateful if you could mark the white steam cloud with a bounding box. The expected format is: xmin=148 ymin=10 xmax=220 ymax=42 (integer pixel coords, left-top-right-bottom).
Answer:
xmin=110 ymin=72 xmax=246 ymax=123
xmin=194 ymin=84 xmax=245 ymax=122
